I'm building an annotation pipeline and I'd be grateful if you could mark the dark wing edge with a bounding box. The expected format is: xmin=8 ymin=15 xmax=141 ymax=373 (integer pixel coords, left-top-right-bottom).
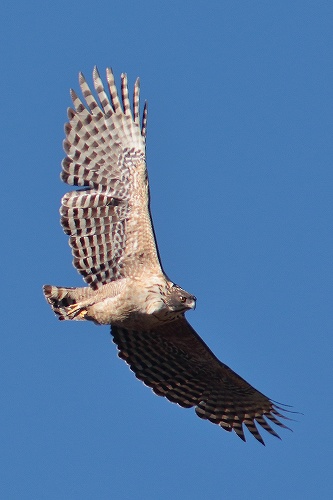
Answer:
xmin=111 ymin=317 xmax=293 ymax=445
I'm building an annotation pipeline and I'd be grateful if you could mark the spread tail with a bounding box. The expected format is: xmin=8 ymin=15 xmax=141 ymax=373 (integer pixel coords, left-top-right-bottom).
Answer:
xmin=43 ymin=285 xmax=90 ymax=321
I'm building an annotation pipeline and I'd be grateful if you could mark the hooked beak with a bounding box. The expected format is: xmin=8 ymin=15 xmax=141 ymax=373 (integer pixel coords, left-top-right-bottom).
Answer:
xmin=189 ymin=296 xmax=197 ymax=310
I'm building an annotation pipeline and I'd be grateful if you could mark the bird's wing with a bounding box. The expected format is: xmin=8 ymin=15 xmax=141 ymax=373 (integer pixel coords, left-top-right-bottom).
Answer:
xmin=111 ymin=317 xmax=291 ymax=444
xmin=60 ymin=67 xmax=162 ymax=289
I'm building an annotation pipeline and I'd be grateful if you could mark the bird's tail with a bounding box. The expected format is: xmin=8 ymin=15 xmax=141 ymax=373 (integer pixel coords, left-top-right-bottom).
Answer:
xmin=43 ymin=285 xmax=91 ymax=321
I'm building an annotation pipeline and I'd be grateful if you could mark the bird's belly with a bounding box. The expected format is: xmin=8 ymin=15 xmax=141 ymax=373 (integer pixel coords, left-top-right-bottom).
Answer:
xmin=87 ymin=295 xmax=132 ymax=325
xmin=86 ymin=278 xmax=171 ymax=327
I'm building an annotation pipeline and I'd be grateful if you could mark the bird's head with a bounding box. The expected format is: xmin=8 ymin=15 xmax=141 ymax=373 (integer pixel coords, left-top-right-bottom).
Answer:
xmin=166 ymin=285 xmax=196 ymax=313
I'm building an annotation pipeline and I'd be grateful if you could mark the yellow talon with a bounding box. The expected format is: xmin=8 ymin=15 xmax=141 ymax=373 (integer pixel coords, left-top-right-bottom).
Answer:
xmin=77 ymin=309 xmax=87 ymax=319
xmin=67 ymin=304 xmax=87 ymax=319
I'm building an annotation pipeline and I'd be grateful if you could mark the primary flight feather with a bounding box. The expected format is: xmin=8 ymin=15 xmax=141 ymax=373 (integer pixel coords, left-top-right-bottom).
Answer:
xmin=43 ymin=67 xmax=291 ymax=445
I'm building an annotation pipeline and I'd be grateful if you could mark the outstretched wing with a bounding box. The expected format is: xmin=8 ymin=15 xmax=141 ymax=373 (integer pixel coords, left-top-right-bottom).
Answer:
xmin=60 ymin=67 xmax=162 ymax=289
xmin=112 ymin=317 xmax=291 ymax=445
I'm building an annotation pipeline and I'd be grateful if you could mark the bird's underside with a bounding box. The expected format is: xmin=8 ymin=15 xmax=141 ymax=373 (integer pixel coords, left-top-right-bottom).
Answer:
xmin=43 ymin=67 xmax=293 ymax=445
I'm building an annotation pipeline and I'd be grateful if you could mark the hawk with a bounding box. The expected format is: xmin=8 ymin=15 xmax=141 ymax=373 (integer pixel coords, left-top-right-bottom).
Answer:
xmin=43 ymin=67 xmax=291 ymax=444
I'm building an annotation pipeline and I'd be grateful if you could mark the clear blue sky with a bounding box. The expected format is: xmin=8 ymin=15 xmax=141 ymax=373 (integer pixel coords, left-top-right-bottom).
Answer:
xmin=1 ymin=1 xmax=332 ymax=498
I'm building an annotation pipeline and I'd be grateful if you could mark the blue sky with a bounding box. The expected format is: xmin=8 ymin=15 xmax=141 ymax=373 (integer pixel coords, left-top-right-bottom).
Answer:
xmin=1 ymin=1 xmax=332 ymax=498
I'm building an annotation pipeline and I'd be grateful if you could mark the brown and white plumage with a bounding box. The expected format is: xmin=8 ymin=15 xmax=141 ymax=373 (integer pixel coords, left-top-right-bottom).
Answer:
xmin=43 ymin=67 xmax=292 ymax=444
xmin=60 ymin=68 xmax=157 ymax=288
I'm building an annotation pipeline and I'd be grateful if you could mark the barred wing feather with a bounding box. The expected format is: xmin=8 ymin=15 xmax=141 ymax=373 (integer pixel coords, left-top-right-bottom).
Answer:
xmin=112 ymin=317 xmax=291 ymax=445
xmin=60 ymin=67 xmax=157 ymax=289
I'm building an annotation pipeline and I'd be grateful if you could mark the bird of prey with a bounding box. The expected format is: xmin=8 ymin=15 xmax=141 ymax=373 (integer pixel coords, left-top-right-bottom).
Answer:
xmin=43 ymin=67 xmax=291 ymax=444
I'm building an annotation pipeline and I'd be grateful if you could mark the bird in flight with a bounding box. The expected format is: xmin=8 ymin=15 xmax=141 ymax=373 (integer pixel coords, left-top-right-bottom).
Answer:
xmin=43 ymin=67 xmax=291 ymax=444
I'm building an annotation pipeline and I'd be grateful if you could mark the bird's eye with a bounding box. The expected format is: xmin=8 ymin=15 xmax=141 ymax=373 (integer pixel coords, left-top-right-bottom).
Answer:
xmin=179 ymin=296 xmax=187 ymax=303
